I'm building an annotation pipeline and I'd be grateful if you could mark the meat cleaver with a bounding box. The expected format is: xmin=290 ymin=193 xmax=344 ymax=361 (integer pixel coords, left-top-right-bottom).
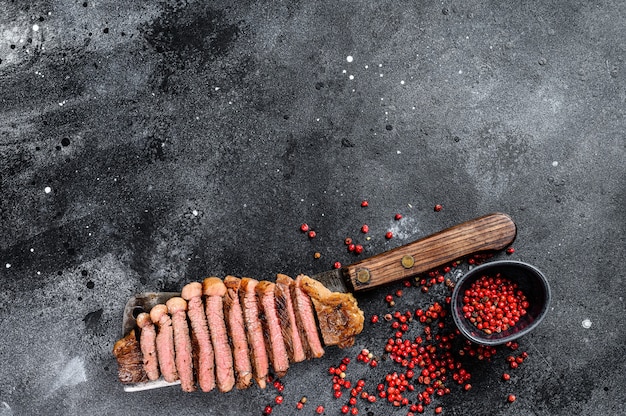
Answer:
xmin=121 ymin=212 xmax=515 ymax=391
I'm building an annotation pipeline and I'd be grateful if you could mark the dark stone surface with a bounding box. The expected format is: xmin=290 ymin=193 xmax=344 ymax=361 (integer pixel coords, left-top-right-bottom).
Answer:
xmin=0 ymin=1 xmax=624 ymax=415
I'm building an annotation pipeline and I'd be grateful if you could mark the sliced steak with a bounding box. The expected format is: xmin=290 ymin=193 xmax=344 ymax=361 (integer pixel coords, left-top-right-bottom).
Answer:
xmin=203 ymin=277 xmax=236 ymax=392
xmin=136 ymin=312 xmax=160 ymax=381
xmin=256 ymin=281 xmax=289 ymax=378
xmin=181 ymin=282 xmax=216 ymax=392
xmin=293 ymin=275 xmax=325 ymax=358
xmin=275 ymin=274 xmax=306 ymax=363
xmin=113 ymin=329 xmax=148 ymax=383
xmin=239 ymin=277 xmax=269 ymax=388
xmin=166 ymin=297 xmax=196 ymax=392
xmin=300 ymin=275 xmax=364 ymax=348
xmin=150 ymin=304 xmax=178 ymax=383
xmin=224 ymin=276 xmax=253 ymax=389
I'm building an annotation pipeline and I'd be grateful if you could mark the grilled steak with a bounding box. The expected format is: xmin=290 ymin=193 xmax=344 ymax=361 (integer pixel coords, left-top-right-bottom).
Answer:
xmin=275 ymin=274 xmax=306 ymax=363
xmin=223 ymin=276 xmax=253 ymax=389
xmin=150 ymin=304 xmax=178 ymax=383
xmin=256 ymin=281 xmax=290 ymax=378
xmin=113 ymin=329 xmax=147 ymax=383
xmin=299 ymin=275 xmax=364 ymax=349
xmin=136 ymin=313 xmax=160 ymax=381
xmin=203 ymin=277 xmax=236 ymax=392
xmin=239 ymin=277 xmax=269 ymax=389
xmin=181 ymin=282 xmax=216 ymax=392
xmin=166 ymin=297 xmax=196 ymax=392
xmin=293 ymin=275 xmax=325 ymax=358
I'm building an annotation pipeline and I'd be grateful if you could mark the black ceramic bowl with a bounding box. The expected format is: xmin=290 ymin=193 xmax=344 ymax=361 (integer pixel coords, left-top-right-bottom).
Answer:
xmin=451 ymin=260 xmax=551 ymax=346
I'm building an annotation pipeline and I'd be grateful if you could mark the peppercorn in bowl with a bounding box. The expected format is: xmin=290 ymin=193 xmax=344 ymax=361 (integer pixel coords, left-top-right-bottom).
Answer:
xmin=451 ymin=260 xmax=551 ymax=346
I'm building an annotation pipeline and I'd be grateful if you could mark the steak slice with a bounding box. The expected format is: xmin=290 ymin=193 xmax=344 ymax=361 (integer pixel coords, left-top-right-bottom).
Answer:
xmin=150 ymin=304 xmax=178 ymax=383
xmin=224 ymin=276 xmax=253 ymax=389
xmin=136 ymin=312 xmax=160 ymax=381
xmin=256 ymin=281 xmax=289 ymax=378
xmin=275 ymin=274 xmax=307 ymax=363
xmin=239 ymin=277 xmax=269 ymax=388
xmin=203 ymin=277 xmax=236 ymax=392
xmin=299 ymin=275 xmax=364 ymax=348
xmin=293 ymin=275 xmax=325 ymax=358
xmin=113 ymin=329 xmax=148 ymax=383
xmin=166 ymin=297 xmax=196 ymax=392
xmin=181 ymin=282 xmax=216 ymax=392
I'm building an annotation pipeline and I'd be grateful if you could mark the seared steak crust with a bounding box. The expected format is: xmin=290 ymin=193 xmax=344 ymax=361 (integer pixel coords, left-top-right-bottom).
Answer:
xmin=113 ymin=330 xmax=148 ymax=383
xmin=299 ymin=275 xmax=364 ymax=349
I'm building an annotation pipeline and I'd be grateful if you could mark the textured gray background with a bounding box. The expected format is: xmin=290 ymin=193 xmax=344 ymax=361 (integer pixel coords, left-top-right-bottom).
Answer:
xmin=0 ymin=1 xmax=624 ymax=415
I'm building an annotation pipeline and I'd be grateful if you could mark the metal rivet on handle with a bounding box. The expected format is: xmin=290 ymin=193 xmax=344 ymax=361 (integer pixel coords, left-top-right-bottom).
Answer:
xmin=356 ymin=268 xmax=371 ymax=284
xmin=401 ymin=255 xmax=415 ymax=269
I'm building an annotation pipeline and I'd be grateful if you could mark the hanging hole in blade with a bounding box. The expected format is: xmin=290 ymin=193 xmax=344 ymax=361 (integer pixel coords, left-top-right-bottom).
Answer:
xmin=132 ymin=306 xmax=144 ymax=318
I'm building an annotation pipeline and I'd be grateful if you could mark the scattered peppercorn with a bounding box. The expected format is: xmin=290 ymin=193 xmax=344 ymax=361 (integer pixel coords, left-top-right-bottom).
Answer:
xmin=316 ymin=405 xmax=325 ymax=414
xmin=361 ymin=224 xmax=369 ymax=233
xmin=507 ymin=394 xmax=516 ymax=403
xmin=354 ymin=244 xmax=364 ymax=254
xmin=508 ymin=342 xmax=519 ymax=351
xmin=506 ymin=247 xmax=515 ymax=254
xmin=308 ymin=230 xmax=316 ymax=239
xmin=434 ymin=204 xmax=443 ymax=212
xmin=385 ymin=231 xmax=393 ymax=239
xmin=317 ymin=256 xmax=529 ymax=416
xmin=394 ymin=213 xmax=403 ymax=220
xmin=333 ymin=261 xmax=342 ymax=269
xmin=300 ymin=223 xmax=309 ymax=232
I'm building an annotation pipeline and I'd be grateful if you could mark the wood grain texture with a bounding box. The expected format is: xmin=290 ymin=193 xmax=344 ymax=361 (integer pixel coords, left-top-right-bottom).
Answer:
xmin=345 ymin=213 xmax=516 ymax=292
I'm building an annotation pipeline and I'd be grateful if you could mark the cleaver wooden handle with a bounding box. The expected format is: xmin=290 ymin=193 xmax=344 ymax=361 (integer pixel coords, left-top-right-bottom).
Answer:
xmin=344 ymin=213 xmax=516 ymax=292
